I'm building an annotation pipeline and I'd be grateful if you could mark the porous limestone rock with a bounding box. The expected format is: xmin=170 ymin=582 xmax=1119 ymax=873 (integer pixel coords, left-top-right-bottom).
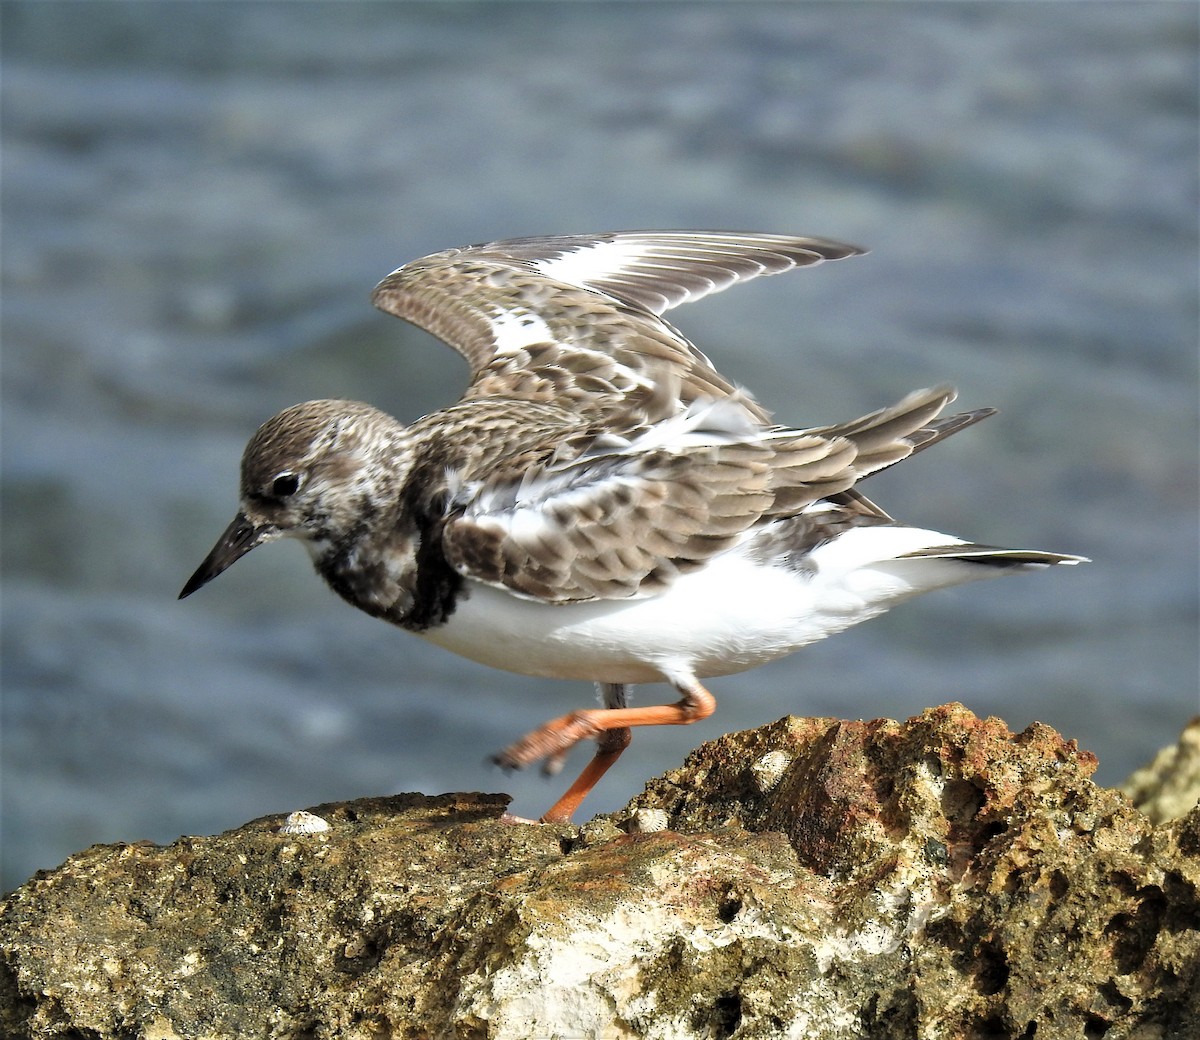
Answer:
xmin=1122 ymin=716 xmax=1200 ymax=825
xmin=2 ymin=704 xmax=1198 ymax=1039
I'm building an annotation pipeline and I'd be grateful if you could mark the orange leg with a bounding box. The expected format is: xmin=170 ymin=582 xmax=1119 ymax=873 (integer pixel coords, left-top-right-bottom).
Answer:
xmin=539 ymin=724 xmax=632 ymax=824
xmin=493 ymin=680 xmax=717 ymax=823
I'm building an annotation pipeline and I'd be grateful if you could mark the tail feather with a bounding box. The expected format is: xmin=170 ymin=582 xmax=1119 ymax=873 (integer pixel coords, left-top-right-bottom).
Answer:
xmin=811 ymin=386 xmax=996 ymax=519
xmin=809 ymin=385 xmax=997 ymax=484
xmin=811 ymin=385 xmax=955 ymax=454
xmin=905 ymin=407 xmax=997 ymax=457
xmin=896 ymin=544 xmax=1090 ymax=568
xmin=792 ymin=389 xmax=1088 ymax=570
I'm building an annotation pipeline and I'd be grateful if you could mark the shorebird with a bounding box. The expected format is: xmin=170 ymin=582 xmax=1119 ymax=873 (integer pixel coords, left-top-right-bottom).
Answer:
xmin=181 ymin=232 xmax=1085 ymax=822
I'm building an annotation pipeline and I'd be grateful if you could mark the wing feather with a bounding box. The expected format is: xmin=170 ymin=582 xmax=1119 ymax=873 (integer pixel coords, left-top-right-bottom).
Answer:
xmin=371 ymin=232 xmax=864 ymax=421
xmin=444 ymin=386 xmax=974 ymax=602
xmin=440 ymin=387 xmax=973 ymax=603
xmin=373 ymin=235 xmax=1002 ymax=604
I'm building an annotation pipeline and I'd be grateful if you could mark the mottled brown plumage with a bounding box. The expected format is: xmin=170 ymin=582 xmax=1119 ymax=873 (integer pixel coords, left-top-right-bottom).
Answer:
xmin=371 ymin=232 xmax=861 ymax=422
xmin=181 ymin=231 xmax=1085 ymax=823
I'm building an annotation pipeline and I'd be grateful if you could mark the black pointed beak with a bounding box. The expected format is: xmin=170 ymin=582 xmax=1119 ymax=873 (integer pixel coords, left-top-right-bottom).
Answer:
xmin=179 ymin=513 xmax=273 ymax=599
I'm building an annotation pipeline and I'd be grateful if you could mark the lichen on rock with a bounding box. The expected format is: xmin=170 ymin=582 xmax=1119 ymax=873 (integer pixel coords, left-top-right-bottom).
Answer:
xmin=2 ymin=704 xmax=1197 ymax=1039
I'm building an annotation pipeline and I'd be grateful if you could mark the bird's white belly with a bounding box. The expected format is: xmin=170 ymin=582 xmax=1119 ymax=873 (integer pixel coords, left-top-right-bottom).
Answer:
xmin=419 ymin=527 xmax=985 ymax=685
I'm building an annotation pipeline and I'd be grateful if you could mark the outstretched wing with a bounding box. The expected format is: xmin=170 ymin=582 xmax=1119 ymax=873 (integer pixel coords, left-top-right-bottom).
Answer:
xmin=441 ymin=387 xmax=973 ymax=603
xmin=371 ymin=231 xmax=864 ymax=422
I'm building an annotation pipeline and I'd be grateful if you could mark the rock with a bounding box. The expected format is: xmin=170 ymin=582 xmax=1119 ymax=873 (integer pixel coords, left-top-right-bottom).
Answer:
xmin=2 ymin=703 xmax=1198 ymax=1040
xmin=1122 ymin=716 xmax=1200 ymax=825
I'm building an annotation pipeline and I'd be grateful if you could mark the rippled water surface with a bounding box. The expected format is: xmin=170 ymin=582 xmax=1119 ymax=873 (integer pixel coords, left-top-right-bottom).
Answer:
xmin=3 ymin=2 xmax=1197 ymax=891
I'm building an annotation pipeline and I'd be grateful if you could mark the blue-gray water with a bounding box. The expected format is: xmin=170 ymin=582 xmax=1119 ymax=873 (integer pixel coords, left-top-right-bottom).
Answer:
xmin=2 ymin=2 xmax=1197 ymax=893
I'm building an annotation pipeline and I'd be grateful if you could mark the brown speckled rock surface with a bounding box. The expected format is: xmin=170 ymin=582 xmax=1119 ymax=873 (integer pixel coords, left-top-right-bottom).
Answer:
xmin=1123 ymin=716 xmax=1200 ymax=826
xmin=2 ymin=704 xmax=1197 ymax=1040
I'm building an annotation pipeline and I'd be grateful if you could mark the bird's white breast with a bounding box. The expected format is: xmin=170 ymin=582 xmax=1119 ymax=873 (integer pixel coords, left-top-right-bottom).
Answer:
xmin=418 ymin=523 xmax=994 ymax=686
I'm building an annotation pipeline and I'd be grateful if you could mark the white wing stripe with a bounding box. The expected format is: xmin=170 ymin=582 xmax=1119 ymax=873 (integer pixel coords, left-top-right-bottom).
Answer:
xmin=533 ymin=239 xmax=649 ymax=286
xmin=488 ymin=308 xmax=555 ymax=354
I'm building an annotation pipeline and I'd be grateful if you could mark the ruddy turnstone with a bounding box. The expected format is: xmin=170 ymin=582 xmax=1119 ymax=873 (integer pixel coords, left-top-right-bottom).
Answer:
xmin=180 ymin=232 xmax=1086 ymax=822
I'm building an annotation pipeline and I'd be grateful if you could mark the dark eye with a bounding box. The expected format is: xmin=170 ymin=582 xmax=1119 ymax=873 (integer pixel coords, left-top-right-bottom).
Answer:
xmin=270 ymin=473 xmax=300 ymax=498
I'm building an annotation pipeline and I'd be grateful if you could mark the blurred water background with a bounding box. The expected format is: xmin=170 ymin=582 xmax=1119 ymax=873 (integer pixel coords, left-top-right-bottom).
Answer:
xmin=2 ymin=2 xmax=1197 ymax=893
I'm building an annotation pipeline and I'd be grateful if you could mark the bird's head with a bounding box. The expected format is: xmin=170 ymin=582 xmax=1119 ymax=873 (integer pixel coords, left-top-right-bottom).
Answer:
xmin=180 ymin=400 xmax=406 ymax=599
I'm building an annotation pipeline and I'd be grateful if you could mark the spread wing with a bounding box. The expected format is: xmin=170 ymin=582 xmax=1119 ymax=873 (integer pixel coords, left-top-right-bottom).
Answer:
xmin=371 ymin=231 xmax=864 ymax=423
xmin=441 ymin=387 xmax=976 ymax=603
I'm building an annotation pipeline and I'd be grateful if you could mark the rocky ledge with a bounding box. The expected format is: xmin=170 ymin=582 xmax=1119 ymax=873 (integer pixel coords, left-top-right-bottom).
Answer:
xmin=2 ymin=703 xmax=1197 ymax=1040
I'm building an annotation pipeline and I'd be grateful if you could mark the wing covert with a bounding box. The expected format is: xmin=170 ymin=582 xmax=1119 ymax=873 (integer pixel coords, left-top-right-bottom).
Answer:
xmin=441 ymin=400 xmax=860 ymax=603
xmin=436 ymin=385 xmax=981 ymax=604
